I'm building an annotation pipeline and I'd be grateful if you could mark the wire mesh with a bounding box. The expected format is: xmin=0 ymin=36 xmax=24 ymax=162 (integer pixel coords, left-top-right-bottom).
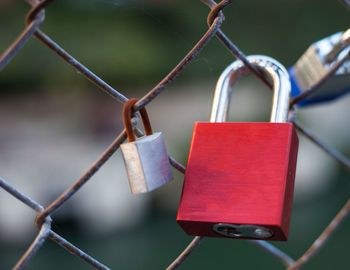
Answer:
xmin=0 ymin=0 xmax=349 ymax=269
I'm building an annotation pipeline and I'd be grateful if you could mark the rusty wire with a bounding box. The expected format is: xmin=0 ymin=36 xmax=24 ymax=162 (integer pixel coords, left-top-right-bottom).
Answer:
xmin=288 ymin=199 xmax=350 ymax=270
xmin=13 ymin=219 xmax=52 ymax=270
xmin=290 ymin=49 xmax=350 ymax=106
xmin=340 ymin=0 xmax=350 ymax=10
xmin=0 ymin=13 xmax=43 ymax=71
xmin=33 ymin=1 xmax=224 ymax=227
xmin=251 ymin=240 xmax=295 ymax=267
xmin=166 ymin=237 xmax=204 ymax=270
xmin=133 ymin=10 xmax=224 ymax=111
xmin=0 ymin=177 xmax=110 ymax=270
xmin=25 ymin=0 xmax=54 ymax=25
xmin=294 ymin=121 xmax=350 ymax=170
xmin=0 ymin=0 xmax=349 ymax=269
xmin=35 ymin=130 xmax=128 ymax=227
xmin=201 ymin=0 xmax=273 ymax=88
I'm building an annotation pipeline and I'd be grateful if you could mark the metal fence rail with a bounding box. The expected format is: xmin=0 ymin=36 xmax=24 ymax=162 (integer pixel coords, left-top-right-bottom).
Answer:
xmin=0 ymin=0 xmax=349 ymax=269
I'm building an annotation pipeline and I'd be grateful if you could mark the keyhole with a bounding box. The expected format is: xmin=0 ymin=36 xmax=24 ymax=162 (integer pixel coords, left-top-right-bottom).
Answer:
xmin=216 ymin=225 xmax=243 ymax=237
xmin=212 ymin=223 xmax=273 ymax=239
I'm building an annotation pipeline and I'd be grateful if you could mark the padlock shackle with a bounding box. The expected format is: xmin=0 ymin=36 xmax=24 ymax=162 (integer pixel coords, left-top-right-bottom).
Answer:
xmin=210 ymin=55 xmax=291 ymax=123
xmin=123 ymin=98 xmax=153 ymax=142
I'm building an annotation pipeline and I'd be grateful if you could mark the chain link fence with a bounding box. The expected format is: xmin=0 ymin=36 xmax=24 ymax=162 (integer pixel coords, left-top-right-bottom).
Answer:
xmin=0 ymin=0 xmax=349 ymax=269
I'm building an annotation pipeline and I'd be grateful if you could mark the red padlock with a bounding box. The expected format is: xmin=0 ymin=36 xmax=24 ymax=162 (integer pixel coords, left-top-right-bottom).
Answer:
xmin=177 ymin=55 xmax=299 ymax=241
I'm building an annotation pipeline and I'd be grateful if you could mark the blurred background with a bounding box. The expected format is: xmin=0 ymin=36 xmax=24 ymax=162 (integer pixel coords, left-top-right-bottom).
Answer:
xmin=0 ymin=0 xmax=349 ymax=269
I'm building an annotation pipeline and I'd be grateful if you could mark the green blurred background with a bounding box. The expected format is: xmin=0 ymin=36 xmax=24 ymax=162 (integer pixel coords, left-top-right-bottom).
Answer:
xmin=0 ymin=0 xmax=349 ymax=269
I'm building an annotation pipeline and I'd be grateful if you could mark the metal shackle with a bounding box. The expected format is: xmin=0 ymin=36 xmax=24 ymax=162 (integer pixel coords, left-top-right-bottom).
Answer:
xmin=123 ymin=98 xmax=153 ymax=142
xmin=210 ymin=55 xmax=291 ymax=123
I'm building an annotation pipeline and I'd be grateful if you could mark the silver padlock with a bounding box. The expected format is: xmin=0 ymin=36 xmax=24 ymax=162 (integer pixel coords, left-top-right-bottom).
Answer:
xmin=121 ymin=98 xmax=173 ymax=194
xmin=289 ymin=28 xmax=350 ymax=105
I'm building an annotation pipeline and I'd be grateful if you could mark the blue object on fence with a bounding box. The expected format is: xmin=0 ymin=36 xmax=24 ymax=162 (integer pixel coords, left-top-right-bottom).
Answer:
xmin=289 ymin=30 xmax=350 ymax=106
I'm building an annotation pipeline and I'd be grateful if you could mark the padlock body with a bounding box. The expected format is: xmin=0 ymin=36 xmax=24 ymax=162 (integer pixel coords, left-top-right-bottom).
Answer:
xmin=289 ymin=31 xmax=350 ymax=105
xmin=177 ymin=122 xmax=299 ymax=241
xmin=290 ymin=66 xmax=350 ymax=105
xmin=121 ymin=132 xmax=173 ymax=194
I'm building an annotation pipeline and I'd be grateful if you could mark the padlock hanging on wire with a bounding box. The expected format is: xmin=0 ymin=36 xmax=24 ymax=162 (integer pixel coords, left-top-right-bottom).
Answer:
xmin=120 ymin=99 xmax=173 ymax=194
xmin=289 ymin=29 xmax=350 ymax=105
xmin=177 ymin=55 xmax=299 ymax=241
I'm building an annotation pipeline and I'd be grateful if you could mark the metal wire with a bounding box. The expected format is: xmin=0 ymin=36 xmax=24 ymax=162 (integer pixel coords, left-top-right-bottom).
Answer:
xmin=294 ymin=121 xmax=350 ymax=170
xmin=34 ymin=29 xmax=129 ymax=104
xmin=0 ymin=0 xmax=349 ymax=269
xmin=25 ymin=0 xmax=54 ymax=26
xmin=340 ymin=0 xmax=350 ymax=10
xmin=0 ymin=177 xmax=43 ymax=213
xmin=0 ymin=15 xmax=44 ymax=71
xmin=166 ymin=237 xmax=205 ymax=270
xmin=251 ymin=240 xmax=295 ymax=267
xmin=13 ymin=219 xmax=52 ymax=270
xmin=201 ymin=0 xmax=273 ymax=88
xmin=133 ymin=12 xmax=224 ymax=111
xmin=287 ymin=199 xmax=350 ymax=270
xmin=290 ymin=50 xmax=350 ymax=106
xmin=48 ymin=231 xmax=111 ymax=270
